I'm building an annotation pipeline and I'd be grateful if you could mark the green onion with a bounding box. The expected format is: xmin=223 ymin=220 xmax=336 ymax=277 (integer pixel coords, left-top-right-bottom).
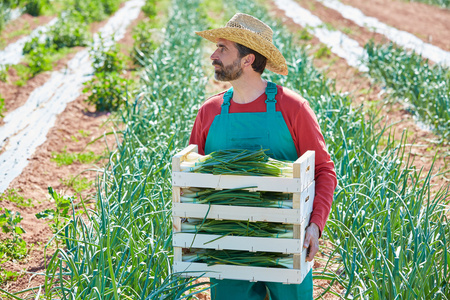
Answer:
xmin=183 ymin=250 xmax=293 ymax=268
xmin=182 ymin=219 xmax=293 ymax=238
xmin=180 ymin=187 xmax=293 ymax=208
xmin=180 ymin=149 xmax=293 ymax=177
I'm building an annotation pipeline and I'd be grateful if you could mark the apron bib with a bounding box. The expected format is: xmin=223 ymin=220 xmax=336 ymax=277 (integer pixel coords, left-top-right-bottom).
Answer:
xmin=204 ymin=82 xmax=298 ymax=161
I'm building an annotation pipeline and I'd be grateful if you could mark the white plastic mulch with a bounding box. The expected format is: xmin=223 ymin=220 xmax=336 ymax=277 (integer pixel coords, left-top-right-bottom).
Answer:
xmin=0 ymin=0 xmax=145 ymax=193
xmin=274 ymin=0 xmax=369 ymax=72
xmin=317 ymin=0 xmax=450 ymax=67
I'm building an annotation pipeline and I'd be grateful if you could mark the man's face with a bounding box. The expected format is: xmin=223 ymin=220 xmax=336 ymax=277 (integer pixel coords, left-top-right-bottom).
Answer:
xmin=210 ymin=38 xmax=243 ymax=81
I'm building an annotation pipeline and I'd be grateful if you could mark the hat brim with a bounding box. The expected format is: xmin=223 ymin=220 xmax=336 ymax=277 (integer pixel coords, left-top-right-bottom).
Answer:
xmin=195 ymin=28 xmax=288 ymax=76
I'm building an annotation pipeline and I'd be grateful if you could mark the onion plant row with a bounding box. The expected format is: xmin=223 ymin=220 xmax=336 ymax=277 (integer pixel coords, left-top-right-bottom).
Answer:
xmin=223 ymin=0 xmax=449 ymax=298
xmin=364 ymin=41 xmax=450 ymax=141
xmin=41 ymin=0 xmax=209 ymax=299
xmin=39 ymin=0 xmax=449 ymax=299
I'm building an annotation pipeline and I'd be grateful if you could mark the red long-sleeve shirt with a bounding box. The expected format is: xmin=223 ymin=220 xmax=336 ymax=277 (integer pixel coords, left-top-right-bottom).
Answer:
xmin=189 ymin=85 xmax=337 ymax=234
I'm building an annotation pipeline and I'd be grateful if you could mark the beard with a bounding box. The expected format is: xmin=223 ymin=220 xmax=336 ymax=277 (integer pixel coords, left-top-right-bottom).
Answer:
xmin=213 ymin=57 xmax=243 ymax=81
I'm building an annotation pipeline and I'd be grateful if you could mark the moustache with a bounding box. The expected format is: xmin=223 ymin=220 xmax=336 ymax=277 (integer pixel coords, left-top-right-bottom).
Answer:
xmin=212 ymin=60 xmax=223 ymax=67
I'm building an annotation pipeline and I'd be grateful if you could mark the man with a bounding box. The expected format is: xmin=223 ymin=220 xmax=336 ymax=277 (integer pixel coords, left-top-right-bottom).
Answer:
xmin=189 ymin=13 xmax=337 ymax=300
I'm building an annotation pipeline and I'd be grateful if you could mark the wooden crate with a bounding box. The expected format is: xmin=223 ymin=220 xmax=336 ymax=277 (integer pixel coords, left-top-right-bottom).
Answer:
xmin=172 ymin=144 xmax=315 ymax=284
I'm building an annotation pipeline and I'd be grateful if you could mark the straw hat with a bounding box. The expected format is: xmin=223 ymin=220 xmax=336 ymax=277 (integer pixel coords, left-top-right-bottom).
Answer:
xmin=195 ymin=13 xmax=288 ymax=76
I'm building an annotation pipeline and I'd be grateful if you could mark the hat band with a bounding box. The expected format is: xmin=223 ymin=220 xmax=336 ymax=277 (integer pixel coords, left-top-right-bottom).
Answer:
xmin=225 ymin=21 xmax=273 ymax=43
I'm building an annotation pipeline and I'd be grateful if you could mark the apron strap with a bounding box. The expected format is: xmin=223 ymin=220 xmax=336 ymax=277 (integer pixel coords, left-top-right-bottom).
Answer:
xmin=221 ymin=88 xmax=233 ymax=114
xmin=265 ymin=81 xmax=277 ymax=113
xmin=221 ymin=82 xmax=277 ymax=114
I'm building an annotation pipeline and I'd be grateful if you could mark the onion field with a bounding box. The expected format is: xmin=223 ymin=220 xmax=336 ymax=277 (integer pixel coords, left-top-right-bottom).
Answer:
xmin=0 ymin=0 xmax=449 ymax=299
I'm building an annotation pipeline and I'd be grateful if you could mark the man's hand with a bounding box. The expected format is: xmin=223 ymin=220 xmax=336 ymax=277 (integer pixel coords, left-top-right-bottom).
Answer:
xmin=303 ymin=222 xmax=320 ymax=261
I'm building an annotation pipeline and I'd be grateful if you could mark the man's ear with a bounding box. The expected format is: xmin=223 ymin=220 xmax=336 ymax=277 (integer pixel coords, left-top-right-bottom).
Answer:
xmin=242 ymin=54 xmax=255 ymax=67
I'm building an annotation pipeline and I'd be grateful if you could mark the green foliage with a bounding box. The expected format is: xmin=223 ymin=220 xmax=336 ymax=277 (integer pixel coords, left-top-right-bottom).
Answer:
xmin=0 ymin=4 xmax=10 ymax=34
xmin=0 ymin=208 xmax=25 ymax=239
xmin=365 ymin=41 xmax=450 ymax=139
xmin=70 ymin=0 xmax=121 ymax=23
xmin=0 ymin=94 xmax=5 ymax=119
xmin=48 ymin=15 xmax=91 ymax=50
xmin=0 ymin=65 xmax=8 ymax=82
xmin=0 ymin=267 xmax=22 ymax=285
xmin=11 ymin=63 xmax=32 ymax=86
xmin=142 ymin=0 xmax=157 ymax=18
xmin=100 ymin=0 xmax=121 ymax=15
xmin=60 ymin=175 xmax=94 ymax=194
xmin=36 ymin=187 xmax=73 ymax=237
xmin=132 ymin=21 xmax=157 ymax=66
xmin=91 ymin=36 xmax=126 ymax=73
xmin=24 ymin=0 xmax=50 ymax=16
xmin=0 ymin=208 xmax=28 ymax=265
xmin=51 ymin=147 xmax=101 ymax=166
xmin=83 ymin=71 xmax=132 ymax=111
xmin=297 ymin=28 xmax=313 ymax=41
xmin=26 ymin=43 xmax=54 ymax=75
xmin=314 ymin=44 xmax=332 ymax=59
xmin=0 ymin=189 xmax=34 ymax=207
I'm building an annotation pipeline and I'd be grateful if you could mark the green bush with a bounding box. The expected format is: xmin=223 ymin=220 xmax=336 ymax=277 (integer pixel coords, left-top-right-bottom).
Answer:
xmin=101 ymin=0 xmax=121 ymax=15
xmin=26 ymin=44 xmax=54 ymax=76
xmin=91 ymin=36 xmax=126 ymax=73
xmin=142 ymin=0 xmax=157 ymax=18
xmin=83 ymin=71 xmax=131 ymax=111
xmin=49 ymin=16 xmax=91 ymax=50
xmin=24 ymin=0 xmax=49 ymax=16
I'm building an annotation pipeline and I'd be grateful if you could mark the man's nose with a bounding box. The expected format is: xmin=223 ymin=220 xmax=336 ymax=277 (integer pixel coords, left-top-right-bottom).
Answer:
xmin=210 ymin=49 xmax=219 ymax=60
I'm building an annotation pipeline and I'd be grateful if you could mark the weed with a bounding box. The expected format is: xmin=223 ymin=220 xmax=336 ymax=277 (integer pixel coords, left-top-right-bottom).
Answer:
xmin=36 ymin=187 xmax=73 ymax=241
xmin=314 ymin=44 xmax=332 ymax=59
xmin=78 ymin=129 xmax=91 ymax=137
xmin=0 ymin=267 xmax=22 ymax=285
xmin=51 ymin=147 xmax=101 ymax=166
xmin=0 ymin=189 xmax=34 ymax=207
xmin=0 ymin=208 xmax=28 ymax=261
xmin=297 ymin=28 xmax=313 ymax=41
xmin=71 ymin=135 xmax=80 ymax=142
xmin=60 ymin=175 xmax=93 ymax=194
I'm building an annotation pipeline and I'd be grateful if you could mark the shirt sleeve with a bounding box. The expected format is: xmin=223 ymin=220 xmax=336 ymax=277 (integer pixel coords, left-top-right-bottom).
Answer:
xmin=295 ymin=101 xmax=337 ymax=236
xmin=189 ymin=107 xmax=206 ymax=155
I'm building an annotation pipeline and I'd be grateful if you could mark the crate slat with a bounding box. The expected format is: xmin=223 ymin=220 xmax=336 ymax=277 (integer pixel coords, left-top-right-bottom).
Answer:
xmin=173 ymin=172 xmax=304 ymax=193
xmin=173 ymin=233 xmax=301 ymax=253
xmin=173 ymin=261 xmax=311 ymax=284
xmin=173 ymin=203 xmax=302 ymax=224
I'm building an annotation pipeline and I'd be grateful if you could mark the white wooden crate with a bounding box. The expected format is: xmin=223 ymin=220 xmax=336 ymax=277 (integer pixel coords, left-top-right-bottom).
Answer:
xmin=172 ymin=144 xmax=315 ymax=284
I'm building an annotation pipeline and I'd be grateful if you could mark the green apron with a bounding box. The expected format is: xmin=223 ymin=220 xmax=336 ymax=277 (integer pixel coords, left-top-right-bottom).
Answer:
xmin=205 ymin=82 xmax=313 ymax=300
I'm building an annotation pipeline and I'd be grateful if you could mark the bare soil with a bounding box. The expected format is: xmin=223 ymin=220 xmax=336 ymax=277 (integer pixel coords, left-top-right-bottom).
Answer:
xmin=1 ymin=0 xmax=449 ymax=299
